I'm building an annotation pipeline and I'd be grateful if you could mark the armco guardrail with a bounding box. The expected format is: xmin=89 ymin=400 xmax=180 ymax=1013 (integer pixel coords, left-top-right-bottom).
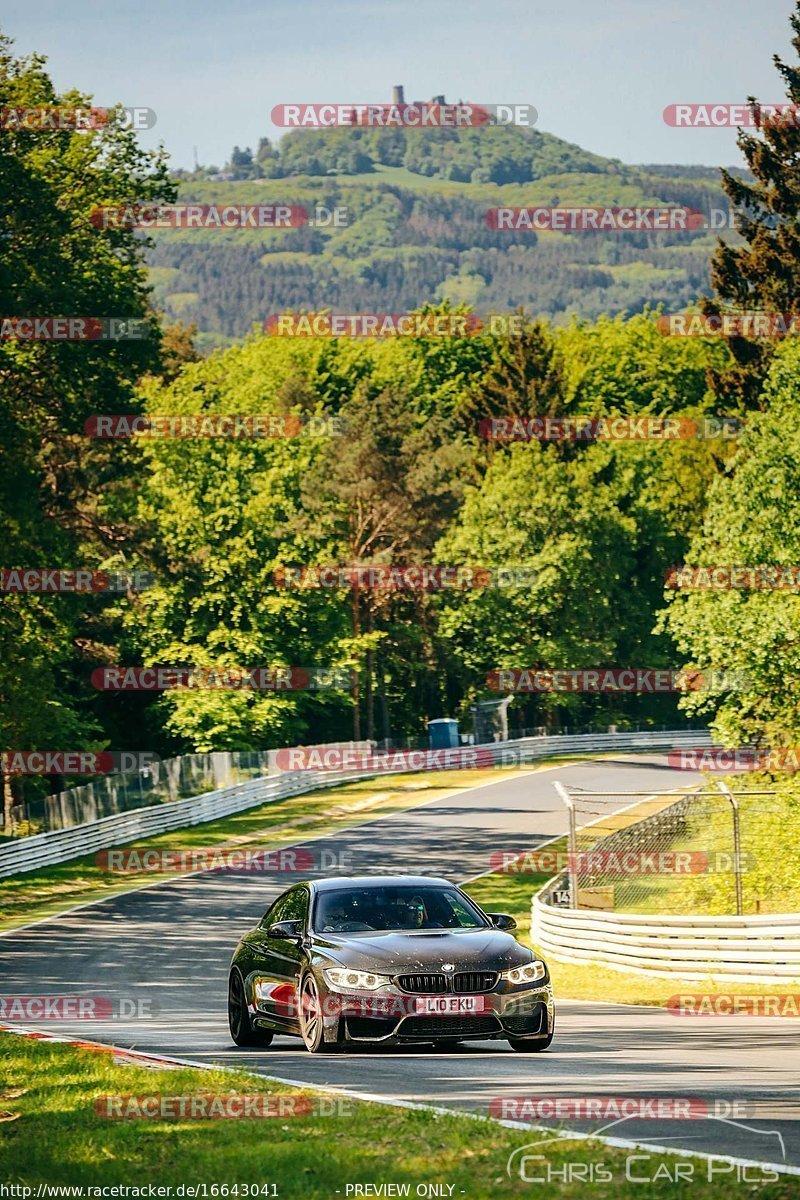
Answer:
xmin=37 ymin=742 xmax=376 ymax=832
xmin=0 ymin=728 xmax=709 ymax=880
xmin=532 ymin=893 xmax=800 ymax=982
xmin=0 ymin=767 xmax=364 ymax=881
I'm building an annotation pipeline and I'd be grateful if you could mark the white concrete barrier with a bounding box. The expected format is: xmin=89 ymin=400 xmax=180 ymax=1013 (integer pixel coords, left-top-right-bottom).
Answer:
xmin=532 ymin=890 xmax=800 ymax=982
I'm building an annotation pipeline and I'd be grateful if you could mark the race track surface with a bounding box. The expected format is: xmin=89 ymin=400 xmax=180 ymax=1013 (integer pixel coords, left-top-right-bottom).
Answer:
xmin=3 ymin=755 xmax=799 ymax=1172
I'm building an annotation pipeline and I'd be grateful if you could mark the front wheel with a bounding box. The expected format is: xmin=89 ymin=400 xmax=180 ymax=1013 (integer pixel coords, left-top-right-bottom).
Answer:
xmin=228 ymin=969 xmax=274 ymax=1048
xmin=299 ymin=972 xmax=341 ymax=1054
xmin=508 ymin=1030 xmax=554 ymax=1053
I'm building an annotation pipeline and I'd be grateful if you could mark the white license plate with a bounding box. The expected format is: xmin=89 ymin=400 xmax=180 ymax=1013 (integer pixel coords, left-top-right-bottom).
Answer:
xmin=414 ymin=995 xmax=488 ymax=1015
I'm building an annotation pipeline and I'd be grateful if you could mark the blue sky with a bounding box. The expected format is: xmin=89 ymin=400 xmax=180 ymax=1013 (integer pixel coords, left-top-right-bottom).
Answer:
xmin=4 ymin=0 xmax=796 ymax=170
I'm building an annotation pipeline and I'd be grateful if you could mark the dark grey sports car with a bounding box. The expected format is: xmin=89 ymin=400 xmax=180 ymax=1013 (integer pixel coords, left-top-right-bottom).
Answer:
xmin=228 ymin=875 xmax=555 ymax=1053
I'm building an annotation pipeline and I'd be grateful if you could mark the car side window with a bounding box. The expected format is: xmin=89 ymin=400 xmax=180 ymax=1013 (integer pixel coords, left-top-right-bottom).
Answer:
xmin=281 ymin=887 xmax=309 ymax=926
xmin=260 ymin=887 xmax=309 ymax=930
xmin=260 ymin=890 xmax=292 ymax=928
xmin=446 ymin=892 xmax=483 ymax=927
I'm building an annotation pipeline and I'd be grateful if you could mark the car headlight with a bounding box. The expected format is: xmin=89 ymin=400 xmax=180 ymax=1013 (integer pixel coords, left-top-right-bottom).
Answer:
xmin=501 ymin=961 xmax=547 ymax=985
xmin=323 ymin=968 xmax=392 ymax=991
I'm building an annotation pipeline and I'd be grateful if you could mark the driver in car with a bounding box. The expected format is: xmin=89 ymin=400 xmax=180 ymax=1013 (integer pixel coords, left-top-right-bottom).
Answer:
xmin=322 ymin=900 xmax=374 ymax=932
xmin=322 ymin=902 xmax=356 ymax=932
xmin=408 ymin=895 xmax=444 ymax=929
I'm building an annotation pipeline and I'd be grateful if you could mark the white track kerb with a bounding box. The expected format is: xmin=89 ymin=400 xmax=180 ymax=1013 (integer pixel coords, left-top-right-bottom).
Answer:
xmin=2 ymin=1022 xmax=798 ymax=1178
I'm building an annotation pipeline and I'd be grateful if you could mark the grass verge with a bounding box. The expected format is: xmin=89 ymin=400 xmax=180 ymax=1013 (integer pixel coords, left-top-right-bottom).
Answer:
xmin=0 ymin=1032 xmax=793 ymax=1196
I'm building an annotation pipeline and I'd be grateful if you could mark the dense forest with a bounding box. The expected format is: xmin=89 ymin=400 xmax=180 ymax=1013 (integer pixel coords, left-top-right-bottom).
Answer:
xmin=4 ymin=2 xmax=800 ymax=823
xmin=149 ymin=125 xmax=734 ymax=346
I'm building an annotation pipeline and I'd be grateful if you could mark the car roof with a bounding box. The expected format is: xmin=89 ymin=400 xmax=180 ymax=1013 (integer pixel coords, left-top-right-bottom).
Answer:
xmin=308 ymin=875 xmax=453 ymax=892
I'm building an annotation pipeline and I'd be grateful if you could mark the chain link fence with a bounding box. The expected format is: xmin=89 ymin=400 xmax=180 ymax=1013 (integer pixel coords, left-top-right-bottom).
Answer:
xmin=551 ymin=782 xmax=794 ymax=916
xmin=16 ymin=745 xmax=363 ymax=833
xmin=36 ymin=751 xmax=272 ymax=832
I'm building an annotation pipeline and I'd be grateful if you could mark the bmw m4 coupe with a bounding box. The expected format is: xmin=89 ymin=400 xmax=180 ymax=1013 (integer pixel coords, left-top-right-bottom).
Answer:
xmin=228 ymin=875 xmax=555 ymax=1053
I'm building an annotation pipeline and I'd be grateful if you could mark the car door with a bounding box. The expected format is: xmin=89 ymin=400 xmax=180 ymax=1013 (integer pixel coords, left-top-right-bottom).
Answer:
xmin=246 ymin=886 xmax=310 ymax=1032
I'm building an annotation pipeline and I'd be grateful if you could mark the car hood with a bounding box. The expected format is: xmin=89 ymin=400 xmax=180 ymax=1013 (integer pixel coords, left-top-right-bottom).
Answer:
xmin=310 ymin=927 xmax=533 ymax=972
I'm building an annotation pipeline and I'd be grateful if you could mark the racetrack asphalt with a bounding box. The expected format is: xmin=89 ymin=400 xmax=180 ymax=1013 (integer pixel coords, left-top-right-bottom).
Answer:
xmin=2 ymin=754 xmax=799 ymax=1172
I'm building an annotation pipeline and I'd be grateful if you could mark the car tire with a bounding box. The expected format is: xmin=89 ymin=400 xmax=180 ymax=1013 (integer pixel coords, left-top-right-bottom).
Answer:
xmin=299 ymin=971 xmax=341 ymax=1054
xmin=508 ymin=1030 xmax=554 ymax=1052
xmin=228 ymin=969 xmax=274 ymax=1048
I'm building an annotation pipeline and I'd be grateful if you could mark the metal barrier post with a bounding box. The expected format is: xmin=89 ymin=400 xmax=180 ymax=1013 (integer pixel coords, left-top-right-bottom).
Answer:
xmin=554 ymin=781 xmax=578 ymax=909
xmin=716 ymin=780 xmax=743 ymax=916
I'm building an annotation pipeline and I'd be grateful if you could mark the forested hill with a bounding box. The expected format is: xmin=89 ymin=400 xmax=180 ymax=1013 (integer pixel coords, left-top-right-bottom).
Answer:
xmin=148 ymin=123 xmax=735 ymax=348
xmin=223 ymin=122 xmax=620 ymax=183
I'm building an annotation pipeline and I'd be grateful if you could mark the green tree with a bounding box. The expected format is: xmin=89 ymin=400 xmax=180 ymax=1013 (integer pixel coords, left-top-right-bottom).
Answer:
xmin=662 ymin=341 xmax=800 ymax=747
xmin=454 ymin=316 xmax=565 ymax=430
xmin=294 ymin=380 xmax=477 ymax=740
xmin=702 ymin=1 xmax=800 ymax=406
xmin=435 ymin=441 xmax=640 ymax=729
xmin=0 ymin=34 xmax=174 ymax=825
xmin=125 ymin=335 xmax=365 ymax=750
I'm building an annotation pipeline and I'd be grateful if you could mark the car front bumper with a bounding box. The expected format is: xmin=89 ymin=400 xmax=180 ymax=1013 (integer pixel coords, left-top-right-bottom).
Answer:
xmin=326 ymin=983 xmax=555 ymax=1044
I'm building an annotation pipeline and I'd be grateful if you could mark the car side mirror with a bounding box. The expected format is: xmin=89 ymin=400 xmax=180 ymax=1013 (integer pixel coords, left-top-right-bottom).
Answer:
xmin=488 ymin=912 xmax=517 ymax=931
xmin=267 ymin=919 xmax=303 ymax=942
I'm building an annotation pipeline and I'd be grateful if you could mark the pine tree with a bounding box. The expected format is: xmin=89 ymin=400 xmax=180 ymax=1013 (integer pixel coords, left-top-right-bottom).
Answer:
xmin=456 ymin=316 xmax=565 ymax=429
xmin=704 ymin=1 xmax=800 ymax=406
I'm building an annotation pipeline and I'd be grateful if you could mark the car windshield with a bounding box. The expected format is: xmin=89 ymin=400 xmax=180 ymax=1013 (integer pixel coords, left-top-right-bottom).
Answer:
xmin=313 ymin=885 xmax=489 ymax=933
